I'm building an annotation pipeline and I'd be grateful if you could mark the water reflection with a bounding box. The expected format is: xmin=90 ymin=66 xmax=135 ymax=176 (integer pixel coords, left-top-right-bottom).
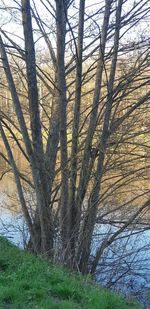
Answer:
xmin=0 ymin=172 xmax=28 ymax=247
xmin=93 ymin=224 xmax=150 ymax=306
xmin=0 ymin=174 xmax=16 ymax=196
xmin=0 ymin=210 xmax=28 ymax=248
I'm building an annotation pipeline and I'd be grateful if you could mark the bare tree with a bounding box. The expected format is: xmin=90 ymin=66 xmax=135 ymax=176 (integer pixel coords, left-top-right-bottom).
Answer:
xmin=0 ymin=0 xmax=150 ymax=275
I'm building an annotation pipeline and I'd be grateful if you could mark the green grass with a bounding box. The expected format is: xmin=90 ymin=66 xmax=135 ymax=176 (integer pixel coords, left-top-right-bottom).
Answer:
xmin=0 ymin=237 xmax=142 ymax=309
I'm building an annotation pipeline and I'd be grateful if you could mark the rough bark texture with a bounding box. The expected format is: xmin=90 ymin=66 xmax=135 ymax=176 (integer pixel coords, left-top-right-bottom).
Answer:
xmin=56 ymin=0 xmax=70 ymax=256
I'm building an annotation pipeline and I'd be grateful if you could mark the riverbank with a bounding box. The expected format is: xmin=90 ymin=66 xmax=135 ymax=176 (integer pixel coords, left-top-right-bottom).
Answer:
xmin=0 ymin=237 xmax=143 ymax=309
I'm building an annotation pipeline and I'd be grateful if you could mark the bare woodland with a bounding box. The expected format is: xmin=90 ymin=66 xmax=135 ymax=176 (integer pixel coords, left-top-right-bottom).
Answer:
xmin=0 ymin=0 xmax=150 ymax=279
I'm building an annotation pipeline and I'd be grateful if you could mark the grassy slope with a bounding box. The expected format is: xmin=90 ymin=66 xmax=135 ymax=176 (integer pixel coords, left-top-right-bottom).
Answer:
xmin=0 ymin=237 xmax=142 ymax=309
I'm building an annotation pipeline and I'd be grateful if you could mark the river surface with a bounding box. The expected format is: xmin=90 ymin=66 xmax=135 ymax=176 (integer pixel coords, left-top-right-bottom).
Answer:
xmin=1 ymin=175 xmax=150 ymax=307
xmin=0 ymin=175 xmax=28 ymax=247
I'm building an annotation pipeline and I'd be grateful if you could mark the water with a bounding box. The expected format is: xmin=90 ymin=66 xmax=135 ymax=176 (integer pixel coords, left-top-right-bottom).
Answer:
xmin=0 ymin=174 xmax=28 ymax=248
xmin=93 ymin=224 xmax=150 ymax=307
